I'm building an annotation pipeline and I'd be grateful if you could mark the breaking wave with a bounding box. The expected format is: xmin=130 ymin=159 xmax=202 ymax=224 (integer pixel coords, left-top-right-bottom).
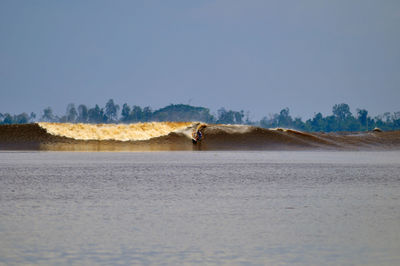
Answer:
xmin=0 ymin=122 xmax=400 ymax=151
xmin=38 ymin=122 xmax=193 ymax=141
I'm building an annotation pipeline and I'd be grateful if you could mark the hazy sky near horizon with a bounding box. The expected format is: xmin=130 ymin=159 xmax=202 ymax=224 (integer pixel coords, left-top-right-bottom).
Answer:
xmin=1 ymin=0 xmax=399 ymax=120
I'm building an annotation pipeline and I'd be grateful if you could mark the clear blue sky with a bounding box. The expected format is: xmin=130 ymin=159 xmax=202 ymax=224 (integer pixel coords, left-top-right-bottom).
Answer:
xmin=1 ymin=0 xmax=399 ymax=120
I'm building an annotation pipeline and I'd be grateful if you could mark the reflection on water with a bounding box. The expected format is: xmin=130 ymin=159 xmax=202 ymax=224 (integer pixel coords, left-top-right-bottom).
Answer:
xmin=39 ymin=141 xmax=196 ymax=152
xmin=0 ymin=151 xmax=399 ymax=265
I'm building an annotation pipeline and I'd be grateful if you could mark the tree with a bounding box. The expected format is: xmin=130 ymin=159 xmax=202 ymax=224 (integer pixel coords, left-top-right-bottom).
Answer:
xmin=121 ymin=103 xmax=131 ymax=122
xmin=142 ymin=106 xmax=152 ymax=122
xmin=29 ymin=112 xmax=36 ymax=122
xmin=293 ymin=117 xmax=305 ymax=130
xmin=88 ymin=104 xmax=106 ymax=123
xmin=234 ymin=110 xmax=244 ymax=124
xmin=278 ymin=108 xmax=292 ymax=127
xmin=216 ymin=108 xmax=245 ymax=124
xmin=131 ymin=105 xmax=143 ymax=122
xmin=308 ymin=113 xmax=324 ymax=131
xmin=324 ymin=115 xmax=338 ymax=132
xmin=244 ymin=111 xmax=252 ymax=125
xmin=66 ymin=103 xmax=77 ymax=122
xmin=216 ymin=108 xmax=235 ymax=124
xmin=41 ymin=107 xmax=55 ymax=122
xmin=332 ymin=103 xmax=352 ymax=121
xmin=2 ymin=113 xmax=13 ymax=124
xmin=105 ymin=99 xmax=119 ymax=122
xmin=77 ymin=104 xmax=88 ymax=123
xmin=357 ymin=109 xmax=368 ymax=129
xmin=393 ymin=111 xmax=400 ymax=121
xmin=260 ymin=116 xmax=269 ymax=128
xmin=393 ymin=111 xmax=400 ymax=129
xmin=260 ymin=113 xmax=279 ymax=128
xmin=383 ymin=112 xmax=391 ymax=123
xmin=15 ymin=113 xmax=29 ymax=124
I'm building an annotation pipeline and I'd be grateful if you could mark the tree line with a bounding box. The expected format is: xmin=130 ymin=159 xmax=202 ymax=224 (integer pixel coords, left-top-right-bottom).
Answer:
xmin=1 ymin=100 xmax=400 ymax=132
xmin=260 ymin=103 xmax=400 ymax=132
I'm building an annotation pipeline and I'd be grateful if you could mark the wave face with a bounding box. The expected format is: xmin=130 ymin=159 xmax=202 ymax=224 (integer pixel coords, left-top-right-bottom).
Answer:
xmin=1 ymin=123 xmax=400 ymax=151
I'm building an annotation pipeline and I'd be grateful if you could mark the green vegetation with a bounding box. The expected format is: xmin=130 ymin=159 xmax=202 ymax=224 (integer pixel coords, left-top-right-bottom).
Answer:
xmin=1 ymin=100 xmax=400 ymax=132
xmin=0 ymin=112 xmax=36 ymax=124
xmin=260 ymin=103 xmax=400 ymax=132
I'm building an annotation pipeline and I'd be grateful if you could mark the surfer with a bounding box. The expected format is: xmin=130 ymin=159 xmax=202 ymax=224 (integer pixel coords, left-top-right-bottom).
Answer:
xmin=192 ymin=128 xmax=203 ymax=144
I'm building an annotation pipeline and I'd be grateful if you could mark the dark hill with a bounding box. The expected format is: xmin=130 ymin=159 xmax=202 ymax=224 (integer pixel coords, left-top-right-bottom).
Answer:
xmin=152 ymin=104 xmax=214 ymax=122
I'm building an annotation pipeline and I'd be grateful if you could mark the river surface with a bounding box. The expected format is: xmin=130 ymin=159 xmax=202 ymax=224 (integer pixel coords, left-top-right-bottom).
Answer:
xmin=0 ymin=151 xmax=399 ymax=265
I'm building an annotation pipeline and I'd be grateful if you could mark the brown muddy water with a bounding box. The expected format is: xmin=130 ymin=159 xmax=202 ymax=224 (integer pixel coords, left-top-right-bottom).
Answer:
xmin=0 ymin=151 xmax=399 ymax=265
xmin=2 ymin=123 xmax=400 ymax=151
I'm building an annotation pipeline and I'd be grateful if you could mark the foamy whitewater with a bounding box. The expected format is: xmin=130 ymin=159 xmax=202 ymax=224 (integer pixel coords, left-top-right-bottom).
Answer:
xmin=38 ymin=122 xmax=194 ymax=141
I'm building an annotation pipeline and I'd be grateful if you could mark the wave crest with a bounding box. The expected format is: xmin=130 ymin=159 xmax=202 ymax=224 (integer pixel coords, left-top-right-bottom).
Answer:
xmin=38 ymin=122 xmax=194 ymax=141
